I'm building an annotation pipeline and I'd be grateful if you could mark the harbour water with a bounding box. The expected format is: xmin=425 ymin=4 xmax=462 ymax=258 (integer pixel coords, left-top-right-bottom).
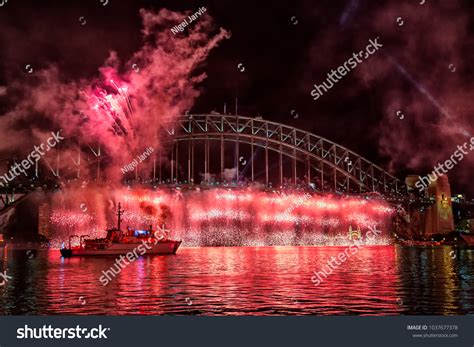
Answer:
xmin=0 ymin=246 xmax=473 ymax=315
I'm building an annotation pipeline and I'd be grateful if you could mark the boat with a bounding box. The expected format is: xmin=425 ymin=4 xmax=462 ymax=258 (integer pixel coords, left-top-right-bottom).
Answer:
xmin=60 ymin=203 xmax=181 ymax=257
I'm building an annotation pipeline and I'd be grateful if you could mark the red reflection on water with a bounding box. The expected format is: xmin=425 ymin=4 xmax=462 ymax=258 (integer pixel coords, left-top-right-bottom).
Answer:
xmin=39 ymin=246 xmax=403 ymax=315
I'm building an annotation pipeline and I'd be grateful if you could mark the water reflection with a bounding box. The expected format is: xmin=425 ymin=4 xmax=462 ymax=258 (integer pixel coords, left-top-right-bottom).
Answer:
xmin=0 ymin=246 xmax=473 ymax=315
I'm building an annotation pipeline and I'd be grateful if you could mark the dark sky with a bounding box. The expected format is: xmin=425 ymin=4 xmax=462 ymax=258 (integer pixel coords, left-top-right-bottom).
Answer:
xmin=0 ymin=0 xmax=473 ymax=195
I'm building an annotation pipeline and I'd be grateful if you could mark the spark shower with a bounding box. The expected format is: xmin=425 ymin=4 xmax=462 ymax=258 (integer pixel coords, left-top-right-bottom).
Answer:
xmin=48 ymin=187 xmax=394 ymax=248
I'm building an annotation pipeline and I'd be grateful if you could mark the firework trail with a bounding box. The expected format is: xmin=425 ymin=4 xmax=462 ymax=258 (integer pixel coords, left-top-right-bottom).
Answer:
xmin=0 ymin=8 xmax=230 ymax=181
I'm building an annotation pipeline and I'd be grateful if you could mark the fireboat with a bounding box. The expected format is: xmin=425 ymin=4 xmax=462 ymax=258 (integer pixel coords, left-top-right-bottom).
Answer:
xmin=60 ymin=203 xmax=181 ymax=257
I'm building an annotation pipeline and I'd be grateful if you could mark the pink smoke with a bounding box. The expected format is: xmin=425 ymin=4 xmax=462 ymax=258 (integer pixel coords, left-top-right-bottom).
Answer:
xmin=0 ymin=8 xmax=230 ymax=181
xmin=304 ymin=1 xmax=473 ymax=192
xmin=365 ymin=1 xmax=474 ymax=180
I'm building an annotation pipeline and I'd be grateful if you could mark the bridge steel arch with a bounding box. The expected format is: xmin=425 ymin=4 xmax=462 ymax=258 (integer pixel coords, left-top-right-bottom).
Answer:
xmin=160 ymin=114 xmax=406 ymax=196
xmin=0 ymin=114 xmax=406 ymax=200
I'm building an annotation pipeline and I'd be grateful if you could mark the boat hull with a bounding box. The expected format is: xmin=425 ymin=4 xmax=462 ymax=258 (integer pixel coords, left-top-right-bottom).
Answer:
xmin=60 ymin=240 xmax=181 ymax=257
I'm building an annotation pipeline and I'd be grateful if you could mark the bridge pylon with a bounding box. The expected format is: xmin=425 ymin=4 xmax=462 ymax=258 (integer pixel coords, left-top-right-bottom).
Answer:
xmin=423 ymin=175 xmax=455 ymax=236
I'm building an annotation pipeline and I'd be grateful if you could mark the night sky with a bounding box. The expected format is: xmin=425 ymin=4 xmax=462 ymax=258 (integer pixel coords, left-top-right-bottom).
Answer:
xmin=0 ymin=0 xmax=473 ymax=195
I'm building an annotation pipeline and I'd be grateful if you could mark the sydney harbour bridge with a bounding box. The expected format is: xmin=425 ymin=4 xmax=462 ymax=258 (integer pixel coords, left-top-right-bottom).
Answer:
xmin=0 ymin=114 xmax=450 ymax=239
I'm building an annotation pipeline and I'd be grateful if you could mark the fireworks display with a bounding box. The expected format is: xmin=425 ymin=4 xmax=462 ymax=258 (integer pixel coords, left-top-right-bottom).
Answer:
xmin=50 ymin=210 xmax=93 ymax=228
xmin=48 ymin=187 xmax=395 ymax=248
xmin=0 ymin=8 xmax=230 ymax=182
xmin=0 ymin=6 xmax=423 ymax=249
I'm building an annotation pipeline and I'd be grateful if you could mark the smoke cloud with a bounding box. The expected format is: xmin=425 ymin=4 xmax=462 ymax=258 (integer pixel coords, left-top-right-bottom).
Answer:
xmin=368 ymin=1 xmax=474 ymax=177
xmin=303 ymin=0 xmax=474 ymax=191
xmin=0 ymin=8 xmax=230 ymax=181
